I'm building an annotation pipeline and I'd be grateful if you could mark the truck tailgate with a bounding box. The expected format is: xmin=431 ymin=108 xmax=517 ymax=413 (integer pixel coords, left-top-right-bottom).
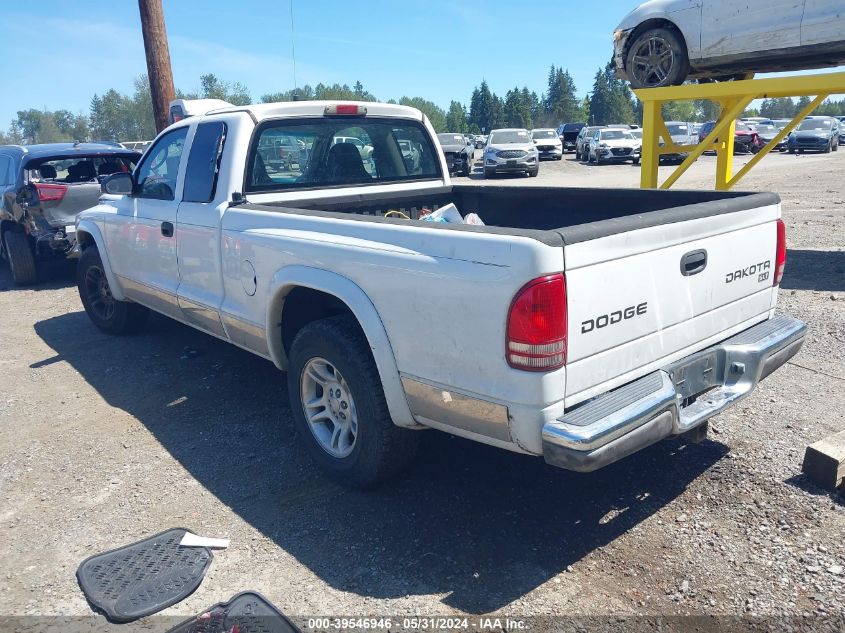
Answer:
xmin=563 ymin=203 xmax=781 ymax=406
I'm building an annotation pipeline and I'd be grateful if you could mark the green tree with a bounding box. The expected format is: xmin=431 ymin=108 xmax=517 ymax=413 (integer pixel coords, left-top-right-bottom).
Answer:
xmin=503 ymin=87 xmax=533 ymax=128
xmin=445 ymin=100 xmax=468 ymax=132
xmin=543 ymin=66 xmax=581 ymax=126
xmin=589 ymin=61 xmax=636 ymax=125
xmin=398 ymin=96 xmax=447 ymax=132
xmin=760 ymin=97 xmax=795 ymax=119
xmin=199 ymin=73 xmax=251 ymax=105
xmin=469 ymin=80 xmax=504 ymax=133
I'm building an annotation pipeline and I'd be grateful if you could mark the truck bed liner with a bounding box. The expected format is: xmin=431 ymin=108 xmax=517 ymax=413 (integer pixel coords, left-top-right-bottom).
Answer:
xmin=243 ymin=186 xmax=779 ymax=246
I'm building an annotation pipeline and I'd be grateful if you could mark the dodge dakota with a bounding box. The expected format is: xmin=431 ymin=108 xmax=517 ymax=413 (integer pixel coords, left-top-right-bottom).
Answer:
xmin=74 ymin=100 xmax=806 ymax=486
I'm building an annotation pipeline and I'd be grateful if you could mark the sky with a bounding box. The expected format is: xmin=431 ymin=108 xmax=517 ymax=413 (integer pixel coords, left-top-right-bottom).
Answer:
xmin=1 ymin=1 xmax=844 ymax=129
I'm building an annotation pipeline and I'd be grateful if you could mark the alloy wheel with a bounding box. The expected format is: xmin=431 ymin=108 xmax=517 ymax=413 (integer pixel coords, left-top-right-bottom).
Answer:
xmin=300 ymin=357 xmax=358 ymax=458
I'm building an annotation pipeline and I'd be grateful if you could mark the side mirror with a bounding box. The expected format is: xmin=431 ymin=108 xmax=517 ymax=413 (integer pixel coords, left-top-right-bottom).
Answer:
xmin=101 ymin=172 xmax=134 ymax=195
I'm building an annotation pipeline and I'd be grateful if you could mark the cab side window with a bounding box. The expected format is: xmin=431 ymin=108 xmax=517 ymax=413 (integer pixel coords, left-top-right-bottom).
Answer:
xmin=135 ymin=127 xmax=189 ymax=200
xmin=183 ymin=122 xmax=227 ymax=203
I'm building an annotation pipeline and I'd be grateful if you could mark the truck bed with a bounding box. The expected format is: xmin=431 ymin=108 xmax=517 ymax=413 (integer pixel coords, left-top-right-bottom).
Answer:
xmin=243 ymin=185 xmax=779 ymax=245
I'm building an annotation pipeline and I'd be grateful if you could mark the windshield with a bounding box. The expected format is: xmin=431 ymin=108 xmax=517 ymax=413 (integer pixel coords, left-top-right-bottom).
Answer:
xmin=755 ymin=124 xmax=777 ymax=135
xmin=437 ymin=134 xmax=465 ymax=145
xmin=247 ymin=118 xmax=441 ymax=192
xmin=630 ymin=129 xmax=642 ymax=139
xmin=531 ymin=130 xmax=556 ymax=139
xmin=735 ymin=121 xmax=752 ymax=132
xmin=600 ymin=130 xmax=629 ymax=140
xmin=489 ymin=130 xmax=530 ymax=144
xmin=798 ymin=118 xmax=833 ymax=131
xmin=667 ymin=124 xmax=689 ymax=135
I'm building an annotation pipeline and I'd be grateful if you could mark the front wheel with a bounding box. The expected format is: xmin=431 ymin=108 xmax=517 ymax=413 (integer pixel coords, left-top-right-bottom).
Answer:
xmin=528 ymin=167 xmax=538 ymax=177
xmin=287 ymin=315 xmax=419 ymax=487
xmin=77 ymin=247 xmax=149 ymax=335
xmin=625 ymin=27 xmax=689 ymax=89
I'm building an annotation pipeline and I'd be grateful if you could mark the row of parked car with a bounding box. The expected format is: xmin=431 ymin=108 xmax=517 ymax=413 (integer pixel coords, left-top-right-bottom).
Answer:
xmin=551 ymin=114 xmax=845 ymax=167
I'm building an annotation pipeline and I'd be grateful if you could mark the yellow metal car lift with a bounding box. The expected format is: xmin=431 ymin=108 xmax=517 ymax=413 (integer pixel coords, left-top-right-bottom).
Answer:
xmin=635 ymin=71 xmax=845 ymax=190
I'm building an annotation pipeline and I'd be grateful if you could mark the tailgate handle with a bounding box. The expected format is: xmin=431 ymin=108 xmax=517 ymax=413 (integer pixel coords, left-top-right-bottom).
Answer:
xmin=680 ymin=249 xmax=707 ymax=276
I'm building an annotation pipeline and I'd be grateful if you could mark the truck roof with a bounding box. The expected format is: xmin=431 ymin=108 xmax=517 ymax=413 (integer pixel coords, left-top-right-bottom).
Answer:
xmin=204 ymin=100 xmax=425 ymax=123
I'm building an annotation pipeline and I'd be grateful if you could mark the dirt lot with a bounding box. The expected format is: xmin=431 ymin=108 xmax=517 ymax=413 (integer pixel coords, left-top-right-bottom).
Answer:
xmin=1 ymin=148 xmax=843 ymax=630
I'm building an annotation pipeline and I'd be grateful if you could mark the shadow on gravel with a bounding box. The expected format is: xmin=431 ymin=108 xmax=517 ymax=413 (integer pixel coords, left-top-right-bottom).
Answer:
xmin=781 ymin=249 xmax=845 ymax=292
xmin=0 ymin=258 xmax=77 ymax=292
xmin=784 ymin=474 xmax=845 ymax=508
xmin=35 ymin=311 xmax=727 ymax=613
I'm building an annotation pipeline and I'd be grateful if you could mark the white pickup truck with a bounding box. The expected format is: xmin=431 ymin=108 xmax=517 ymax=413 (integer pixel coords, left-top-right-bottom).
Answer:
xmin=75 ymin=100 xmax=806 ymax=486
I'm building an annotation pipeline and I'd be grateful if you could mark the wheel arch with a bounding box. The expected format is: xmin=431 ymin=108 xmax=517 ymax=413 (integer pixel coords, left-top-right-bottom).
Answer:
xmin=75 ymin=220 xmax=127 ymax=301
xmin=266 ymin=265 xmax=417 ymax=428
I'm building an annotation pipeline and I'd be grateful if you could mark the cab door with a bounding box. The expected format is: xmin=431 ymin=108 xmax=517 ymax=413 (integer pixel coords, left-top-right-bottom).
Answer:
xmin=700 ymin=0 xmax=804 ymax=58
xmin=175 ymin=120 xmax=228 ymax=337
xmin=801 ymin=0 xmax=845 ymax=46
xmin=105 ymin=126 xmax=189 ymax=318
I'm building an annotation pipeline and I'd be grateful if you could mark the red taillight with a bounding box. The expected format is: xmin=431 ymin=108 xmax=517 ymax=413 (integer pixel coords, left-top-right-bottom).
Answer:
xmin=774 ymin=218 xmax=786 ymax=286
xmin=324 ymin=104 xmax=367 ymax=116
xmin=507 ymin=274 xmax=567 ymax=371
xmin=35 ymin=183 xmax=68 ymax=202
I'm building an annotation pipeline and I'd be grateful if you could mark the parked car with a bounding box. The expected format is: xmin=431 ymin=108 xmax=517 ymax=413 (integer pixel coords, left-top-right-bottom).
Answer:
xmin=660 ymin=121 xmax=697 ymax=162
xmin=754 ymin=123 xmax=788 ymax=152
xmin=474 ymin=134 xmax=487 ymax=149
xmin=614 ymin=0 xmax=845 ymax=88
xmin=587 ymin=127 xmax=641 ymax=165
xmin=740 ymin=117 xmax=775 ymax=130
xmin=556 ymin=122 xmax=586 ymax=153
xmin=788 ymin=116 xmax=840 ymax=153
xmin=436 ymin=133 xmax=474 ymax=176
xmin=530 ymin=128 xmax=563 ymax=160
xmin=0 ymin=143 xmax=140 ymax=285
xmin=698 ymin=120 xmax=762 ymax=154
xmin=772 ymin=119 xmax=792 ymax=130
xmin=77 ymin=99 xmax=804 ymax=486
xmin=837 ymin=117 xmax=845 ymax=145
xmin=483 ymin=128 xmax=539 ymax=177
xmin=575 ymin=126 xmax=605 ymax=161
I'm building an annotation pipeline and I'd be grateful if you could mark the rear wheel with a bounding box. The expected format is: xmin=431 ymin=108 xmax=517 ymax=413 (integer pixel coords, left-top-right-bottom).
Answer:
xmin=287 ymin=315 xmax=419 ymax=487
xmin=77 ymin=247 xmax=149 ymax=335
xmin=3 ymin=230 xmax=37 ymax=286
xmin=625 ymin=27 xmax=689 ymax=89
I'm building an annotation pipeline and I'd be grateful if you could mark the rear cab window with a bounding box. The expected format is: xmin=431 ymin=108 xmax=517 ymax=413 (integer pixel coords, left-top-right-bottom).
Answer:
xmin=246 ymin=117 xmax=442 ymax=192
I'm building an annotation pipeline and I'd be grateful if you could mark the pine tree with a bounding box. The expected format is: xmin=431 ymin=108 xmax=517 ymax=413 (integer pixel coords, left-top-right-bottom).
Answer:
xmin=446 ymin=100 xmax=468 ymax=132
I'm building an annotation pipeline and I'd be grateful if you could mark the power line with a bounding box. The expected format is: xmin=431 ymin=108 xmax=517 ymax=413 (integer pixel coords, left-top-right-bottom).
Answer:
xmin=290 ymin=0 xmax=298 ymax=96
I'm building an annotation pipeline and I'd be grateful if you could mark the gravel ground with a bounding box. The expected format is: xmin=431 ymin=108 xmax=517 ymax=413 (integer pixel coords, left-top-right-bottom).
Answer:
xmin=0 ymin=148 xmax=843 ymax=631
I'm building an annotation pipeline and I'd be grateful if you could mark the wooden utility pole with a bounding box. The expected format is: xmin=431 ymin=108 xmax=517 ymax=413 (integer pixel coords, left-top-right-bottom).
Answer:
xmin=138 ymin=0 xmax=175 ymax=133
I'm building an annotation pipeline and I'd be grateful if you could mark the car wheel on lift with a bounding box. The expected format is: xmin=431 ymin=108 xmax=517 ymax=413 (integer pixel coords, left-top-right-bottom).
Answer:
xmin=625 ymin=27 xmax=689 ymax=89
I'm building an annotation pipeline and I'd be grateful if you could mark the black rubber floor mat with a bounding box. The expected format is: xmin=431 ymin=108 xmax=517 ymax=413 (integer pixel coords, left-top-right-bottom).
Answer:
xmin=166 ymin=591 xmax=300 ymax=633
xmin=76 ymin=527 xmax=213 ymax=623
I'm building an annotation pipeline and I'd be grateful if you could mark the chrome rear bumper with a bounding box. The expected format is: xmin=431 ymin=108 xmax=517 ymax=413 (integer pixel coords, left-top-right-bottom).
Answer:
xmin=543 ymin=314 xmax=806 ymax=472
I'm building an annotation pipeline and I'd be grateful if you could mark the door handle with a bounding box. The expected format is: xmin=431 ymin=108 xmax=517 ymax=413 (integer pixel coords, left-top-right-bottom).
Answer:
xmin=680 ymin=249 xmax=707 ymax=276
xmin=161 ymin=221 xmax=174 ymax=238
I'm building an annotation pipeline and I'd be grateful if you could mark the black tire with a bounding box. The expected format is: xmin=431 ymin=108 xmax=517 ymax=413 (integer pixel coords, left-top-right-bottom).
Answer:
xmin=595 ymin=153 xmax=603 ymax=165
xmin=77 ymin=247 xmax=149 ymax=335
xmin=3 ymin=229 xmax=37 ymax=286
xmin=789 ymin=148 xmax=796 ymax=154
xmin=483 ymin=167 xmax=494 ymax=179
xmin=824 ymin=141 xmax=832 ymax=154
xmin=632 ymin=157 xmax=641 ymax=165
xmin=287 ymin=315 xmax=419 ymax=487
xmin=462 ymin=156 xmax=472 ymax=177
xmin=528 ymin=167 xmax=539 ymax=177
xmin=625 ymin=27 xmax=689 ymax=89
